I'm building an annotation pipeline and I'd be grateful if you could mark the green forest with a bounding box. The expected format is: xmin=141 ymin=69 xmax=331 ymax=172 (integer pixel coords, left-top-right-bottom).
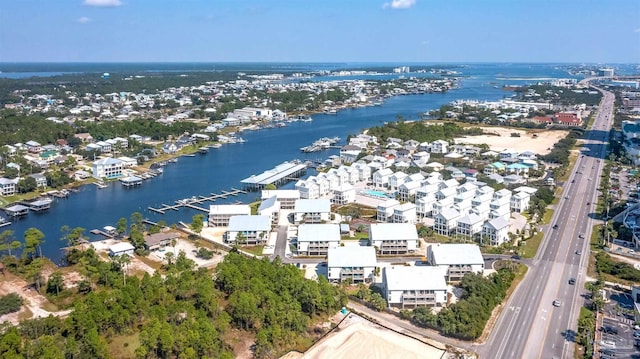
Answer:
xmin=406 ymin=268 xmax=516 ymax=340
xmin=0 ymin=250 xmax=346 ymax=359
xmin=367 ymin=120 xmax=483 ymax=143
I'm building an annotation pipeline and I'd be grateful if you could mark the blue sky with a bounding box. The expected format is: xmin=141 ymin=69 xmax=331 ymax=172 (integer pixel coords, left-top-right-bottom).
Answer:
xmin=1 ymin=0 xmax=639 ymax=63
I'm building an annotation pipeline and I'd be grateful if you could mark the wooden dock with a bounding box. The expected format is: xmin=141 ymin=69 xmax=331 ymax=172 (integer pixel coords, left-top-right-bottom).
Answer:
xmin=147 ymin=188 xmax=247 ymax=215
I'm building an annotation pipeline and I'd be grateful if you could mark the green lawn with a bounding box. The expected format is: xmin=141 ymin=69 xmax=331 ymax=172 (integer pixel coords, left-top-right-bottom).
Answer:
xmin=243 ymin=245 xmax=264 ymax=256
xmin=521 ymin=232 xmax=543 ymax=258
xmin=341 ymin=232 xmax=368 ymax=240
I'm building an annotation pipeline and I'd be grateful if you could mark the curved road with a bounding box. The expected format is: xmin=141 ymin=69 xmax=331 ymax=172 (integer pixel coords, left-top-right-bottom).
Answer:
xmin=481 ymin=83 xmax=614 ymax=359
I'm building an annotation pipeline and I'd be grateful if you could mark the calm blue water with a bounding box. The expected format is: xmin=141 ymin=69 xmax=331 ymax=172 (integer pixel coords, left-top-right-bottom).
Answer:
xmin=2 ymin=63 xmax=584 ymax=263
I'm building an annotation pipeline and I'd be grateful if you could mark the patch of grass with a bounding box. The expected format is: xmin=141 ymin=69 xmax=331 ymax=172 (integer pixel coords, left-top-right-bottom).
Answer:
xmin=243 ymin=245 xmax=264 ymax=256
xmin=17 ymin=306 xmax=33 ymax=321
xmin=136 ymin=256 xmax=163 ymax=271
xmin=341 ymin=232 xmax=368 ymax=240
xmin=521 ymin=232 xmax=544 ymax=259
xmin=107 ymin=332 xmax=140 ymax=359
xmin=541 ymin=208 xmax=555 ymax=224
xmin=40 ymin=302 xmax=59 ymax=312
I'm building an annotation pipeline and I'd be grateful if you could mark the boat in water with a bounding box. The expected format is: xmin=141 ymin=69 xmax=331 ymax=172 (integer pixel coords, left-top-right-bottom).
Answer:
xmin=300 ymin=136 xmax=341 ymax=153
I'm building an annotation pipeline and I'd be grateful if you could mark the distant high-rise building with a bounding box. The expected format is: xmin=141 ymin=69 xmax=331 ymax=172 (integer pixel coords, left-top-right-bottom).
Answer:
xmin=599 ymin=68 xmax=614 ymax=77
xmin=393 ymin=66 xmax=410 ymax=73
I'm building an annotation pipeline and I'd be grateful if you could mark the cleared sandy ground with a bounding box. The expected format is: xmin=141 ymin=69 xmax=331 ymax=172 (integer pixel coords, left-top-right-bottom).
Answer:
xmin=284 ymin=313 xmax=445 ymax=359
xmin=454 ymin=127 xmax=569 ymax=155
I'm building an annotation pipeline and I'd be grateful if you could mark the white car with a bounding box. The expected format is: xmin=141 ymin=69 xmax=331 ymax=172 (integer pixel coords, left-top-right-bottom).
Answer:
xmin=600 ymin=340 xmax=616 ymax=348
xmin=553 ymin=299 xmax=561 ymax=307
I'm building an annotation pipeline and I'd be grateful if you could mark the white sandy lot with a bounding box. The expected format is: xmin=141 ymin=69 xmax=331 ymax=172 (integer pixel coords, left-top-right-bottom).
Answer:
xmin=292 ymin=313 xmax=445 ymax=359
xmin=455 ymin=127 xmax=568 ymax=155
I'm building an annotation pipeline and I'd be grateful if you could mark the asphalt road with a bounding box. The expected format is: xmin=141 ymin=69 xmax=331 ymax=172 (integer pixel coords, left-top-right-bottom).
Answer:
xmin=481 ymin=85 xmax=614 ymax=359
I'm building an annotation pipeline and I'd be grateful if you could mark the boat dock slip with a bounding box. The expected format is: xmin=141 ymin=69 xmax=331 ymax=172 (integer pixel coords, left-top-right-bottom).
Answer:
xmin=120 ymin=175 xmax=143 ymax=187
xmin=27 ymin=198 xmax=53 ymax=212
xmin=240 ymin=160 xmax=307 ymax=190
xmin=4 ymin=204 xmax=29 ymax=217
xmin=147 ymin=188 xmax=247 ymax=214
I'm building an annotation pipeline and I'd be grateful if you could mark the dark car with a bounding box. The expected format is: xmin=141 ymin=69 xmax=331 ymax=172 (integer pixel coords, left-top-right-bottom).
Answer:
xmin=601 ymin=326 xmax=618 ymax=335
xmin=569 ymin=278 xmax=576 ymax=285
xmin=552 ymin=224 xmax=559 ymax=229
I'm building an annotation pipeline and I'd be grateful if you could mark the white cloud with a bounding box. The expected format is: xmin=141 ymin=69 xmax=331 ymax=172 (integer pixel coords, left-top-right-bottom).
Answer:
xmin=634 ymin=28 xmax=640 ymax=33
xmin=83 ymin=0 xmax=122 ymax=7
xmin=383 ymin=0 xmax=416 ymax=9
xmin=77 ymin=16 xmax=92 ymax=23
xmin=421 ymin=40 xmax=429 ymax=45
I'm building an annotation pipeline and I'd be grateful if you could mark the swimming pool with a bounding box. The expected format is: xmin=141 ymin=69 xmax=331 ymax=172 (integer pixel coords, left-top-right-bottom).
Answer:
xmin=362 ymin=189 xmax=392 ymax=198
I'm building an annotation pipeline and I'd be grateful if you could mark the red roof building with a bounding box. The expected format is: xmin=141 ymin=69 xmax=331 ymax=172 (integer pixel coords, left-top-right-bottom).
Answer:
xmin=554 ymin=112 xmax=582 ymax=126
xmin=532 ymin=116 xmax=553 ymax=125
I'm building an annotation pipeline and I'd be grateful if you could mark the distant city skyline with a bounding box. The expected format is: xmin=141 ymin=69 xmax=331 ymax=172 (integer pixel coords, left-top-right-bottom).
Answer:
xmin=1 ymin=0 xmax=639 ymax=63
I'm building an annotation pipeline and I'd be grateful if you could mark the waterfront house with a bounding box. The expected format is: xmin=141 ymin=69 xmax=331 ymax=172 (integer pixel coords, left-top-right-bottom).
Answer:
xmin=294 ymin=199 xmax=331 ymax=224
xmin=28 ymin=173 xmax=47 ymax=188
xmin=482 ymin=217 xmax=510 ymax=246
xmin=340 ymin=145 xmax=361 ymax=164
xmin=225 ymin=215 xmax=271 ymax=245
xmin=0 ymin=177 xmax=18 ymax=196
xmin=434 ymin=208 xmax=461 ymax=236
xmin=109 ymin=242 xmax=135 ymax=257
xmin=208 ymin=204 xmax=251 ymax=227
xmin=261 ymin=190 xmax=300 ymax=209
xmin=373 ymin=168 xmax=393 ymax=188
xmin=92 ymin=157 xmax=123 ymax=179
xmin=369 ymin=223 xmax=418 ymax=255
xmin=144 ymin=232 xmax=178 ymax=251
xmin=296 ymin=223 xmax=340 ymax=256
xmin=392 ymin=203 xmax=417 ymax=224
xmin=376 ymin=199 xmax=400 ymax=222
xmin=327 ymin=246 xmax=377 ymax=283
xmin=427 ymin=243 xmax=484 ymax=282
xmin=383 ymin=266 xmax=448 ymax=308
xmin=258 ymin=196 xmax=280 ymax=224
xmin=162 ymin=142 xmax=179 ymax=154
xmin=117 ymin=156 xmax=138 ymax=168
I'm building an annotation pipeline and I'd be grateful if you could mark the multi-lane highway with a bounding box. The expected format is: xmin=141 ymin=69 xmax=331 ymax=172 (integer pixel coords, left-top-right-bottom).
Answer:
xmin=481 ymin=84 xmax=615 ymax=359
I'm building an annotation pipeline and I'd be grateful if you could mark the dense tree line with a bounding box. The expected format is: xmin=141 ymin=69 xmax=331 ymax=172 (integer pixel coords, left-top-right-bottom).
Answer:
xmin=76 ymin=118 xmax=207 ymax=142
xmin=367 ymin=121 xmax=483 ymax=143
xmin=407 ymin=268 xmax=516 ymax=340
xmin=540 ymin=128 xmax=583 ymax=165
xmin=0 ymin=110 xmax=76 ymax=146
xmin=0 ymin=245 xmax=346 ymax=358
xmin=595 ymin=251 xmax=640 ymax=282
xmin=215 ymin=252 xmax=347 ymax=357
xmin=516 ymin=85 xmax=602 ymax=107
xmin=0 ymin=293 xmax=23 ymax=316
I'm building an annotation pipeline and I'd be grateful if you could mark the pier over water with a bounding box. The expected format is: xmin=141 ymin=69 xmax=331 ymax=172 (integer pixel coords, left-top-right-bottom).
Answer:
xmin=240 ymin=161 xmax=307 ymax=190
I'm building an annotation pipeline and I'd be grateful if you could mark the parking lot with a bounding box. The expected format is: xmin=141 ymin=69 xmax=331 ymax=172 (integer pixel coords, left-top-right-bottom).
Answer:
xmin=597 ymin=288 xmax=640 ymax=358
